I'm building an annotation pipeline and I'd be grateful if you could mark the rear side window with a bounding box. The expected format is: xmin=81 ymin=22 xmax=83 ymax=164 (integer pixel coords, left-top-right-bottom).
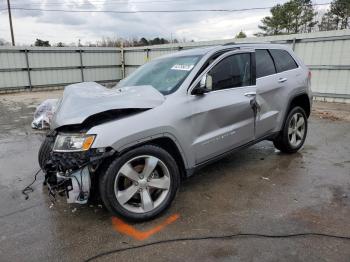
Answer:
xmin=269 ymin=49 xmax=298 ymax=72
xmin=256 ymin=49 xmax=276 ymax=78
xmin=208 ymin=53 xmax=252 ymax=91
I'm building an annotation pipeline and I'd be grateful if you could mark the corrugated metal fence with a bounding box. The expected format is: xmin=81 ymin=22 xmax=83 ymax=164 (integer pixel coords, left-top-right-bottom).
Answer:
xmin=1 ymin=29 xmax=350 ymax=102
xmin=0 ymin=47 xmax=121 ymax=90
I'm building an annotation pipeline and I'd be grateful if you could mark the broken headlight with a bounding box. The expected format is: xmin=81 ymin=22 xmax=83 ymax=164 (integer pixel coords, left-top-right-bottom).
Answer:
xmin=53 ymin=134 xmax=95 ymax=152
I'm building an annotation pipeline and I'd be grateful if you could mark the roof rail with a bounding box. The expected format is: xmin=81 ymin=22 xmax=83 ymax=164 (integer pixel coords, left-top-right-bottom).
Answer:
xmin=223 ymin=41 xmax=272 ymax=46
xmin=223 ymin=42 xmax=235 ymax=46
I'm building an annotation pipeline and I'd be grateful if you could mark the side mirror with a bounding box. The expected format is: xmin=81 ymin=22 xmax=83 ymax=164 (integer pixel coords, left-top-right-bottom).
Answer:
xmin=192 ymin=74 xmax=212 ymax=95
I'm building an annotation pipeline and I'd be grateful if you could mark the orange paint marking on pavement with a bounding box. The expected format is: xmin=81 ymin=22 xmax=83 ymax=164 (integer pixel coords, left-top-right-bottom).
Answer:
xmin=112 ymin=213 xmax=180 ymax=241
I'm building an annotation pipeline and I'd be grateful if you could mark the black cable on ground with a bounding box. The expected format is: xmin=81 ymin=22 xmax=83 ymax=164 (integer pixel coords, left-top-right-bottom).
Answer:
xmin=84 ymin=232 xmax=350 ymax=261
xmin=22 ymin=169 xmax=42 ymax=200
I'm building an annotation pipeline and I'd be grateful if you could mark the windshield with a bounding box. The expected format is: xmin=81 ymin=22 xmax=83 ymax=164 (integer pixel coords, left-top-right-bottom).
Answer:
xmin=116 ymin=55 xmax=201 ymax=95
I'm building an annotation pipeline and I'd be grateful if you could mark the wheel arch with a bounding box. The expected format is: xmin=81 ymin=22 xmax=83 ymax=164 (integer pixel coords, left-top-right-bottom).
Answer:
xmin=287 ymin=93 xmax=311 ymax=118
xmin=116 ymin=135 xmax=188 ymax=180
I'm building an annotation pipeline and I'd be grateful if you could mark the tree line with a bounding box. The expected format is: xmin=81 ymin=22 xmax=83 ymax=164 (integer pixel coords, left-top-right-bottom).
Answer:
xmin=31 ymin=36 xmax=187 ymax=47
xmin=256 ymin=0 xmax=350 ymax=36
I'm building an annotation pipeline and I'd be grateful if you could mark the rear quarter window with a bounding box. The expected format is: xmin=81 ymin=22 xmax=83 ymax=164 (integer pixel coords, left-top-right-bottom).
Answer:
xmin=269 ymin=49 xmax=298 ymax=73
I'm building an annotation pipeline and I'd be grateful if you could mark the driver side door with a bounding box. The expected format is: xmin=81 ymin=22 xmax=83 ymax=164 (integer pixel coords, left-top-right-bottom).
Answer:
xmin=189 ymin=51 xmax=257 ymax=164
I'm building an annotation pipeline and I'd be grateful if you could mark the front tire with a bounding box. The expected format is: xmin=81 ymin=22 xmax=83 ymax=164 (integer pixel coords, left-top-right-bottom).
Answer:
xmin=273 ymin=106 xmax=308 ymax=153
xmin=38 ymin=136 xmax=54 ymax=170
xmin=99 ymin=145 xmax=180 ymax=222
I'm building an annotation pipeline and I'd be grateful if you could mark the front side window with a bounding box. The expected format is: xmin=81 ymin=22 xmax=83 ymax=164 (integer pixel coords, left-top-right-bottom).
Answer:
xmin=269 ymin=49 xmax=298 ymax=73
xmin=117 ymin=55 xmax=201 ymax=95
xmin=256 ymin=49 xmax=276 ymax=78
xmin=208 ymin=53 xmax=252 ymax=91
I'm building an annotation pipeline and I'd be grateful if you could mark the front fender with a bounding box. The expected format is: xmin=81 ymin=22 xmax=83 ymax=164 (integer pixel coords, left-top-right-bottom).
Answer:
xmin=87 ymin=122 xmax=191 ymax=169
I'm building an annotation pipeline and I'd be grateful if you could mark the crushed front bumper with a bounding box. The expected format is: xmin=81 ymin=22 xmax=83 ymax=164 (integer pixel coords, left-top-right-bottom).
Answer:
xmin=48 ymin=167 xmax=91 ymax=204
xmin=44 ymin=148 xmax=114 ymax=204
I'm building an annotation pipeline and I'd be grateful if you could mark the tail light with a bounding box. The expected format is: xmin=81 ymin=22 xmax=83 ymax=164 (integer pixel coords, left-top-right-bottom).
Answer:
xmin=308 ymin=70 xmax=312 ymax=79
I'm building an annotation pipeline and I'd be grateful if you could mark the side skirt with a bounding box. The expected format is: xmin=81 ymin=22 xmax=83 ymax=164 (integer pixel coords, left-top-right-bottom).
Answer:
xmin=185 ymin=132 xmax=279 ymax=177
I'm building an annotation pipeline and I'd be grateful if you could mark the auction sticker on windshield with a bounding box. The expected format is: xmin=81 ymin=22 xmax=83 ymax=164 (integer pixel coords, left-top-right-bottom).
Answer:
xmin=171 ymin=64 xmax=194 ymax=71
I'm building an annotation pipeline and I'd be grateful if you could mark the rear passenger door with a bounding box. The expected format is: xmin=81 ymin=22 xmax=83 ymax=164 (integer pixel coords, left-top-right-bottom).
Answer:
xmin=255 ymin=48 xmax=299 ymax=138
xmin=255 ymin=49 xmax=280 ymax=138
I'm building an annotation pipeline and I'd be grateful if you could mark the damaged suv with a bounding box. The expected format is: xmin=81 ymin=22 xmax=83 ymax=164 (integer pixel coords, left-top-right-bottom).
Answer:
xmin=39 ymin=44 xmax=312 ymax=221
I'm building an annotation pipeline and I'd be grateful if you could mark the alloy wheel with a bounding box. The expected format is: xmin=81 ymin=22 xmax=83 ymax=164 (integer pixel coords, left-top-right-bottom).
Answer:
xmin=114 ymin=155 xmax=171 ymax=213
xmin=288 ymin=112 xmax=305 ymax=147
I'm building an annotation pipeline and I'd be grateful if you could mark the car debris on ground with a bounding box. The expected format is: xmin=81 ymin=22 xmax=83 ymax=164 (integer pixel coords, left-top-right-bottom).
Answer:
xmin=31 ymin=99 xmax=58 ymax=129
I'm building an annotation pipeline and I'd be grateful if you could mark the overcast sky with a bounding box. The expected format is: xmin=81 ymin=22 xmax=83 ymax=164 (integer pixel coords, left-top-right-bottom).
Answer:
xmin=0 ymin=0 xmax=330 ymax=46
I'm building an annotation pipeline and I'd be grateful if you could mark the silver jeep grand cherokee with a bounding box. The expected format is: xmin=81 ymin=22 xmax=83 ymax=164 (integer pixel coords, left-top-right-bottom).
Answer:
xmin=39 ymin=44 xmax=312 ymax=221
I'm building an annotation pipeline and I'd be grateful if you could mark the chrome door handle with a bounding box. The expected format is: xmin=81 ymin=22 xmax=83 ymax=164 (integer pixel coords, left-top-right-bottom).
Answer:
xmin=278 ymin=78 xmax=288 ymax=83
xmin=244 ymin=91 xmax=256 ymax=97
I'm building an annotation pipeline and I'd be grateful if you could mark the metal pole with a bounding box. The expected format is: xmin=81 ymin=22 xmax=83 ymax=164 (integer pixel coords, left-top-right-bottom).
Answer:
xmin=24 ymin=49 xmax=32 ymax=91
xmin=121 ymin=42 xmax=125 ymax=79
xmin=7 ymin=0 xmax=15 ymax=46
xmin=79 ymin=49 xmax=84 ymax=82
xmin=146 ymin=48 xmax=150 ymax=61
xmin=292 ymin=38 xmax=296 ymax=51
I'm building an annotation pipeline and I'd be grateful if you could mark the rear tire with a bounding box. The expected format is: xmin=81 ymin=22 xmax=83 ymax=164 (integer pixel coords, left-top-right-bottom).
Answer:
xmin=273 ymin=106 xmax=308 ymax=153
xmin=99 ymin=145 xmax=180 ymax=222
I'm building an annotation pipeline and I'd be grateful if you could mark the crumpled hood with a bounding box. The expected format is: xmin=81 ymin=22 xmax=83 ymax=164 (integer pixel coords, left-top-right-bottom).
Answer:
xmin=51 ymin=82 xmax=165 ymax=129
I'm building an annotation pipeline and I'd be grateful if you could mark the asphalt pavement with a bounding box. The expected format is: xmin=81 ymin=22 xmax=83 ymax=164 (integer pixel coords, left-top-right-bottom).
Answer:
xmin=0 ymin=91 xmax=349 ymax=262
